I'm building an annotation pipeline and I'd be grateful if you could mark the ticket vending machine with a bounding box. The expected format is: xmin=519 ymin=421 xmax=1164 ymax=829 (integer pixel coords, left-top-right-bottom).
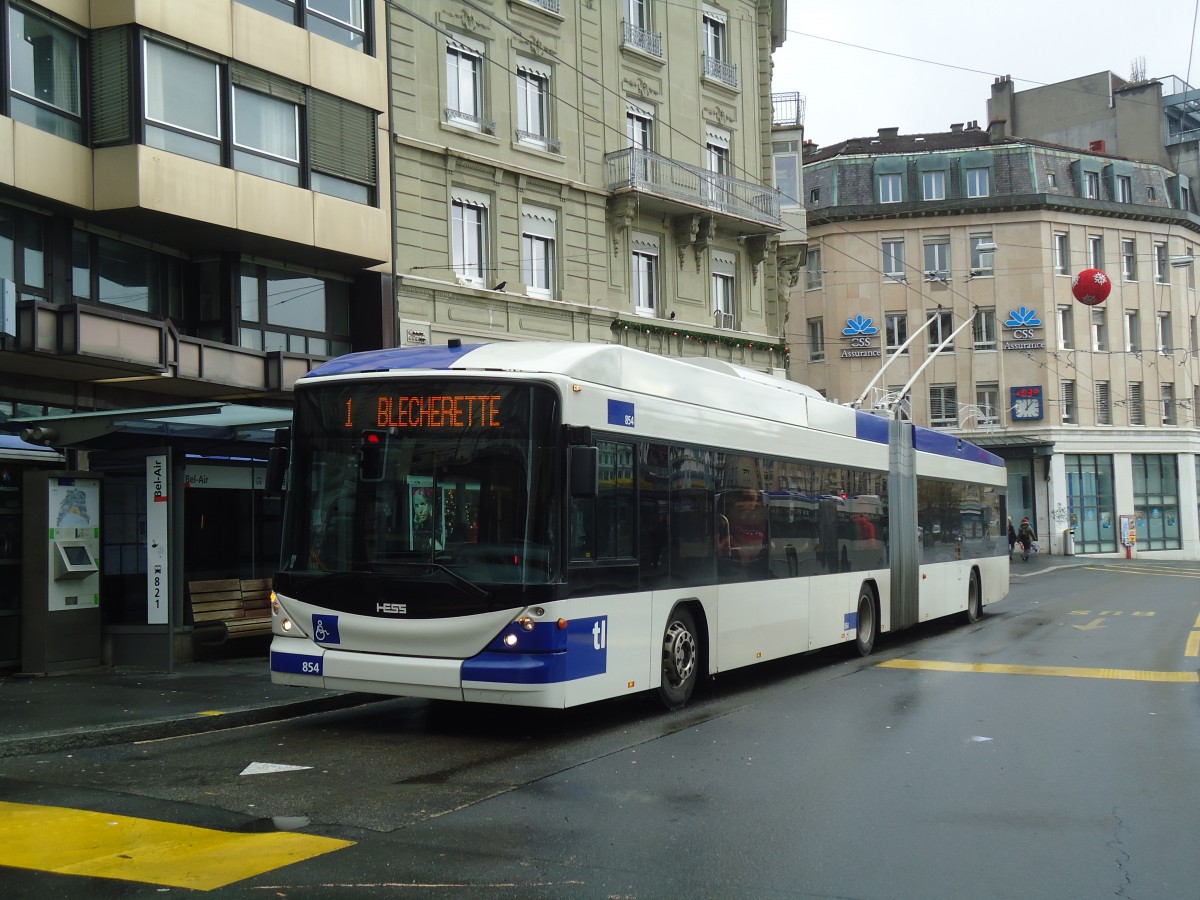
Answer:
xmin=22 ymin=471 xmax=102 ymax=673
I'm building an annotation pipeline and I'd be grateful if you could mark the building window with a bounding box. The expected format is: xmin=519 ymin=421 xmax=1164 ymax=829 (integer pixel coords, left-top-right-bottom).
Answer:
xmin=232 ymin=84 xmax=301 ymax=185
xmin=1128 ymin=382 xmax=1144 ymax=425
xmin=143 ymin=39 xmax=222 ymax=164
xmin=1061 ymin=380 xmax=1076 ymax=424
xmin=1132 ymin=455 xmax=1181 ymax=550
xmin=1 ymin=203 xmax=49 ymax=301
xmin=1124 ymin=311 xmax=1140 ymax=352
xmin=973 ymin=308 xmax=996 ymax=350
xmin=923 ymin=238 xmax=950 ymax=279
xmin=701 ymin=5 xmax=736 ymax=85
xmin=774 ymin=153 xmax=800 ymax=205
xmin=1117 ymin=174 xmax=1133 ymax=203
xmin=1182 ymin=186 xmax=1192 ymax=212
xmin=1154 ymin=242 xmax=1169 ymax=283
xmin=1047 ymin=172 xmax=1059 ymax=189
xmin=623 ymin=0 xmax=662 ymax=57
xmin=882 ymin=239 xmax=905 ymax=279
xmin=807 ymin=185 xmax=819 ymax=205
xmin=704 ymin=126 xmax=731 ymax=205
xmin=72 ymin=231 xmax=174 ymax=316
xmin=885 ymin=312 xmax=908 ymax=354
xmin=970 ymin=233 xmax=994 ymax=276
xmin=1157 ymin=312 xmax=1172 ymax=354
xmin=1096 ymin=381 xmax=1111 ymax=425
xmin=1091 ymin=307 xmax=1108 ymax=351
xmin=1064 ymin=454 xmax=1117 ymax=553
xmin=808 ymin=318 xmax=825 ymax=361
xmin=236 ymin=0 xmax=369 ymax=52
xmin=1053 ymin=232 xmax=1069 ymax=275
xmin=1162 ymin=383 xmax=1177 ymax=425
xmin=712 ymin=251 xmax=736 ymax=327
xmin=966 ymin=167 xmax=990 ymax=198
xmin=1088 ymin=234 xmax=1103 ymax=269
xmin=516 ymin=59 xmax=554 ymax=150
xmin=627 ymin=100 xmax=653 ymax=152
xmin=7 ymin=5 xmax=83 ymax=142
xmin=1084 ymin=170 xmax=1100 ymax=199
xmin=929 ymin=385 xmax=958 ymax=428
xmin=1122 ymin=238 xmax=1137 ymax=280
xmin=521 ymin=205 xmax=556 ymax=298
xmin=878 ymin=173 xmax=902 ymax=203
xmin=446 ymin=36 xmax=487 ymax=132
xmin=451 ymin=192 xmax=489 ymax=286
xmin=1191 ymin=314 xmax=1198 ymax=353
xmin=1057 ymin=305 xmax=1074 ymax=350
xmin=975 ymin=384 xmax=999 ymax=425
xmin=631 ymin=232 xmax=659 ymax=316
xmin=238 ymin=260 xmax=350 ymax=356
xmin=922 ymin=170 xmax=945 ymax=201
xmin=926 ymin=309 xmax=954 ymax=349
xmin=805 ymin=246 xmax=822 ymax=290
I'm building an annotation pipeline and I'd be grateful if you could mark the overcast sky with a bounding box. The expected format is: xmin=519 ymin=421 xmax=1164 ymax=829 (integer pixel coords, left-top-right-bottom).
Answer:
xmin=771 ymin=0 xmax=1199 ymax=147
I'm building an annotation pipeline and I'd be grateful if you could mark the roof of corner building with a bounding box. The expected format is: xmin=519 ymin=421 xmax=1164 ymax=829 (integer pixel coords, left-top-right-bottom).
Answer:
xmin=803 ymin=129 xmax=997 ymax=163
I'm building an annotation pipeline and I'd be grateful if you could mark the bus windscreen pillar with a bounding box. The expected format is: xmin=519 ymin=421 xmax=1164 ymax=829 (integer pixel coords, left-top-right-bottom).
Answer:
xmin=21 ymin=471 xmax=103 ymax=674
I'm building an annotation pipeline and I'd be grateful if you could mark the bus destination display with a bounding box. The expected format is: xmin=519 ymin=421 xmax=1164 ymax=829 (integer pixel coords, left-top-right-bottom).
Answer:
xmin=342 ymin=393 xmax=504 ymax=430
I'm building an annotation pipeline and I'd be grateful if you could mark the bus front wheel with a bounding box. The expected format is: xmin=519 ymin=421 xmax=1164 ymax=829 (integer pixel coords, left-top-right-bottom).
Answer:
xmin=855 ymin=587 xmax=877 ymax=656
xmin=658 ymin=607 xmax=699 ymax=710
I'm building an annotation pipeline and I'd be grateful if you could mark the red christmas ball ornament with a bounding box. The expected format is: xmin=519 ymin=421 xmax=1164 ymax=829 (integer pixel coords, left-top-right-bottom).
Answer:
xmin=1072 ymin=268 xmax=1111 ymax=305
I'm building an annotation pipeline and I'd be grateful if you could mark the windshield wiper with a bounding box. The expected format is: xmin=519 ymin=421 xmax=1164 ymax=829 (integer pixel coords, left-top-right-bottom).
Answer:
xmin=355 ymin=560 xmax=489 ymax=600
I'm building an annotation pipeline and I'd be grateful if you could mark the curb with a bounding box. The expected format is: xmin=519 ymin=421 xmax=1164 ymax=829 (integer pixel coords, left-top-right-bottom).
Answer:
xmin=0 ymin=693 xmax=385 ymax=759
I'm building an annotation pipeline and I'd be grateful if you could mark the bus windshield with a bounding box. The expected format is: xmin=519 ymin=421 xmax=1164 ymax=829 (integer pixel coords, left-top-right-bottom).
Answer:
xmin=279 ymin=379 xmax=561 ymax=589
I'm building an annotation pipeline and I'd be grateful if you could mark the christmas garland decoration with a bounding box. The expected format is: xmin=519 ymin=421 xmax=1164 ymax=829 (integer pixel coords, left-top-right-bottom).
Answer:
xmin=610 ymin=317 xmax=790 ymax=365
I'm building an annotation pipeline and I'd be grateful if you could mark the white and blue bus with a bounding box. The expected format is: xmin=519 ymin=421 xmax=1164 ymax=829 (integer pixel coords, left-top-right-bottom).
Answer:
xmin=268 ymin=342 xmax=1008 ymax=709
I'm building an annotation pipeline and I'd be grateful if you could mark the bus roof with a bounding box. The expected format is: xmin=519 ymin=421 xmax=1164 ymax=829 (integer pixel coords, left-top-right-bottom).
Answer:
xmin=302 ymin=342 xmax=1003 ymax=468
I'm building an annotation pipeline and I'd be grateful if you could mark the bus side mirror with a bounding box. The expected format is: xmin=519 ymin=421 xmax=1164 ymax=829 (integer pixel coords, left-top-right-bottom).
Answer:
xmin=265 ymin=428 xmax=290 ymax=497
xmin=569 ymin=445 xmax=597 ymax=497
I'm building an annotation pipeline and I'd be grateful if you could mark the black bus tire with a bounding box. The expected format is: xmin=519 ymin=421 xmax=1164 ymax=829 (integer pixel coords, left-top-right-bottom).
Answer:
xmin=965 ymin=571 xmax=982 ymax=624
xmin=855 ymin=586 xmax=877 ymax=656
xmin=658 ymin=606 xmax=699 ymax=710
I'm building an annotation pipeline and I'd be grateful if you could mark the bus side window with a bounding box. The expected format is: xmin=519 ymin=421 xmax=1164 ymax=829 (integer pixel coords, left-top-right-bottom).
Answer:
xmin=570 ymin=496 xmax=594 ymax=560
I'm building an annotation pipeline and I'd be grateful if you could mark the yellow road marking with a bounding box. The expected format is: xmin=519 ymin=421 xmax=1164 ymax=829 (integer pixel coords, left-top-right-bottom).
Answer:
xmin=0 ymin=801 xmax=353 ymax=891
xmin=1193 ymin=612 xmax=1200 ymax=629
xmin=878 ymin=659 xmax=1199 ymax=682
xmin=1187 ymin=632 xmax=1200 ymax=658
xmin=1080 ymin=565 xmax=1200 ymax=579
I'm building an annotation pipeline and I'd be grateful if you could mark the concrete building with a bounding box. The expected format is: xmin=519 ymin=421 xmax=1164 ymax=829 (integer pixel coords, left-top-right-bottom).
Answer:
xmin=0 ymin=0 xmax=800 ymax=671
xmin=390 ymin=0 xmax=800 ymax=375
xmin=798 ymin=123 xmax=1200 ymax=559
xmin=0 ymin=0 xmax=393 ymax=669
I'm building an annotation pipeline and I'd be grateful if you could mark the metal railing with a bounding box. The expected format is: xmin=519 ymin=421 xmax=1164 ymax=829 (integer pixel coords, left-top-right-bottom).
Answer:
xmin=771 ymin=92 xmax=805 ymax=127
xmin=516 ymin=130 xmax=562 ymax=154
xmin=702 ymin=53 xmax=738 ymax=88
xmin=444 ymin=107 xmax=496 ymax=136
xmin=521 ymin=0 xmax=560 ymax=12
xmin=606 ymin=148 xmax=781 ymax=226
xmin=622 ymin=19 xmax=663 ymax=58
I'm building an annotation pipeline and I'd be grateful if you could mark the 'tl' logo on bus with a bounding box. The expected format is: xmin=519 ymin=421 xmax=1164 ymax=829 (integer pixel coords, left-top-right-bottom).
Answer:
xmin=592 ymin=619 xmax=607 ymax=650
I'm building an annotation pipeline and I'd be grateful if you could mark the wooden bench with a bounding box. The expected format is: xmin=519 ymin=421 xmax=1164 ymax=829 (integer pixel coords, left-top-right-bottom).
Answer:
xmin=188 ymin=577 xmax=273 ymax=643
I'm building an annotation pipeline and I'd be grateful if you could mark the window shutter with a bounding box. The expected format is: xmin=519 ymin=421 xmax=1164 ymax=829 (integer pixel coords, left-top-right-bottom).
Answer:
xmin=91 ymin=26 xmax=132 ymax=146
xmin=232 ymin=63 xmax=306 ymax=106
xmin=308 ymin=90 xmax=376 ymax=186
xmin=1096 ymin=382 xmax=1110 ymax=424
xmin=1129 ymin=383 xmax=1144 ymax=425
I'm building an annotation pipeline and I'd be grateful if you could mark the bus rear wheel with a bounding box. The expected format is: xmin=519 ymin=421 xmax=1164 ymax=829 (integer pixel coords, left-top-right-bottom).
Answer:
xmin=965 ymin=572 xmax=982 ymax=624
xmin=855 ymin=587 xmax=877 ymax=656
xmin=658 ymin=607 xmax=699 ymax=710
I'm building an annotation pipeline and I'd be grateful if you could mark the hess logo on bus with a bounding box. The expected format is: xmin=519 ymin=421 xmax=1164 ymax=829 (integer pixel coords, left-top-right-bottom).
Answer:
xmin=377 ymin=602 xmax=407 ymax=614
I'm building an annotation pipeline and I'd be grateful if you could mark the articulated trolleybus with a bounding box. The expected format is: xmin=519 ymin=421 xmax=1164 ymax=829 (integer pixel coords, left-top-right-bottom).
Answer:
xmin=269 ymin=341 xmax=1008 ymax=710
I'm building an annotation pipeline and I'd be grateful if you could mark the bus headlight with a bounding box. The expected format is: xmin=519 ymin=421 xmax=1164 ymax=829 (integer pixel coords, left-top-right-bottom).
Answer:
xmin=503 ymin=633 xmax=519 ymax=647
xmin=281 ymin=618 xmax=293 ymax=632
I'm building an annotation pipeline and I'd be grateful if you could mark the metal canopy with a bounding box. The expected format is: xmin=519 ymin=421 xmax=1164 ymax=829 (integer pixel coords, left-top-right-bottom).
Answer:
xmin=2 ymin=403 xmax=292 ymax=449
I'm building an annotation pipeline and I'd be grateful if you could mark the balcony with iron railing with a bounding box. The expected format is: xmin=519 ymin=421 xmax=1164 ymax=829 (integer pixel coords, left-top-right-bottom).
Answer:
xmin=622 ymin=19 xmax=663 ymax=58
xmin=771 ymin=92 xmax=806 ymax=128
xmin=702 ymin=53 xmax=738 ymax=89
xmin=605 ymin=148 xmax=782 ymax=229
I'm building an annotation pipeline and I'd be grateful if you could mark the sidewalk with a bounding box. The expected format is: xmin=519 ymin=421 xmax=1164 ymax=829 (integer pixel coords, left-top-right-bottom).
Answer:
xmin=0 ymin=550 xmax=1112 ymax=759
xmin=0 ymin=653 xmax=380 ymax=759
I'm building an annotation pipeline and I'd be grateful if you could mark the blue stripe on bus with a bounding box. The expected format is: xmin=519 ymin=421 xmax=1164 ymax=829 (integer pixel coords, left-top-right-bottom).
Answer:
xmin=465 ymin=617 xmax=608 ymax=684
xmin=854 ymin=411 xmax=890 ymax=444
xmin=912 ymin=426 xmax=1005 ymax=467
xmin=303 ymin=344 xmax=486 ymax=378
